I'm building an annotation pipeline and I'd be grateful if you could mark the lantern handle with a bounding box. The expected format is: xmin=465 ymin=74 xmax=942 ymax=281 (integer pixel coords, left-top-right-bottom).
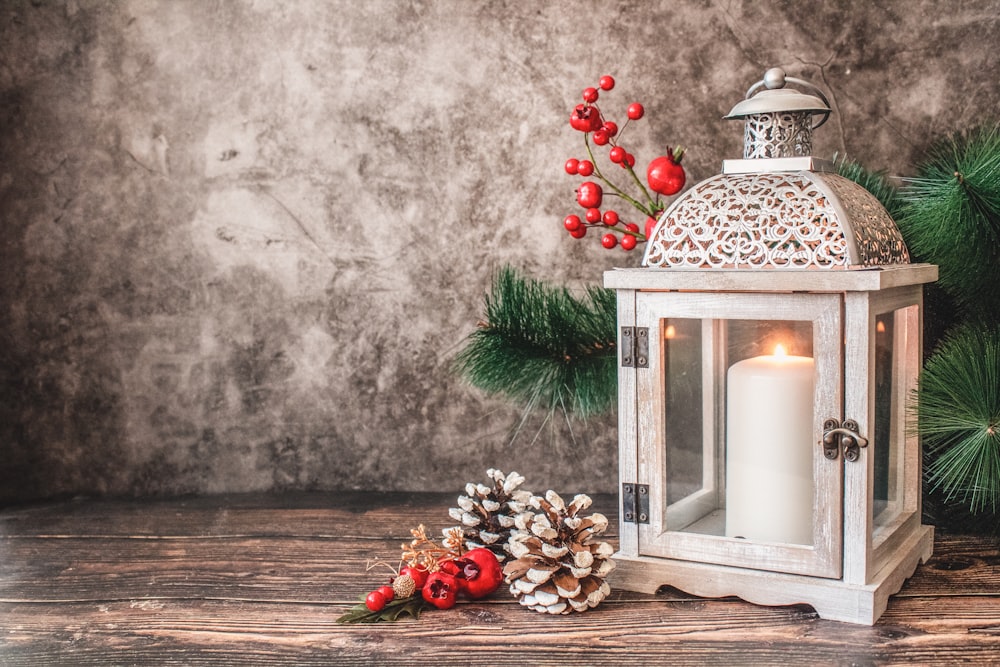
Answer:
xmin=745 ymin=68 xmax=832 ymax=130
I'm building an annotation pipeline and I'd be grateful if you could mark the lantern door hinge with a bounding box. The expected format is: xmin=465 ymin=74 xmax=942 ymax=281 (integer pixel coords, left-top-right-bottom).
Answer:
xmin=622 ymin=483 xmax=649 ymax=524
xmin=620 ymin=327 xmax=649 ymax=368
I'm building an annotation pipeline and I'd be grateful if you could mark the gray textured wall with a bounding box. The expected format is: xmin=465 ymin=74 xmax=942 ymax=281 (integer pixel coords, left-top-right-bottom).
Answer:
xmin=2 ymin=0 xmax=999 ymax=502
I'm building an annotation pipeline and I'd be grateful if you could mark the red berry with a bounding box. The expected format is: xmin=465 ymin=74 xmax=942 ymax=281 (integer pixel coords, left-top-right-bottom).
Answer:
xmin=601 ymin=233 xmax=618 ymax=249
xmin=569 ymin=104 xmax=602 ymax=133
xmin=576 ymin=160 xmax=594 ymax=176
xmin=602 ymin=210 xmax=619 ymax=226
xmin=570 ymin=226 xmax=587 ymax=239
xmin=592 ymin=129 xmax=610 ymax=146
xmin=563 ymin=214 xmax=582 ymax=232
xmin=438 ymin=559 xmax=462 ymax=577
xmin=365 ymin=590 xmax=387 ymax=612
xmin=622 ymin=153 xmax=636 ymax=168
xmin=585 ymin=207 xmax=602 ymax=223
xmin=599 ymin=75 xmax=615 ymax=91
xmin=582 ymin=87 xmax=599 ymax=103
xmin=608 ymin=146 xmax=625 ymax=164
xmin=400 ymin=566 xmax=428 ymax=588
xmin=644 ymin=215 xmax=660 ymax=240
xmin=576 ymin=181 xmax=603 ymax=209
xmin=621 ymin=234 xmax=638 ymax=251
xmin=627 ymin=103 xmax=644 ymax=120
xmin=376 ymin=585 xmax=395 ymax=602
xmin=647 ymin=147 xmax=686 ymax=195
xmin=422 ymin=571 xmax=459 ymax=610
xmin=624 ymin=222 xmax=639 ymax=234
xmin=455 ymin=548 xmax=504 ymax=600
xmin=603 ymin=121 xmax=618 ymax=137
xmin=564 ymin=158 xmax=579 ymax=175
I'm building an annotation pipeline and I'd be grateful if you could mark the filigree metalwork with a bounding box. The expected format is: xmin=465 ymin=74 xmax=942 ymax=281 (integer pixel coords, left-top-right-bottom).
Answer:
xmin=743 ymin=112 xmax=813 ymax=158
xmin=642 ymin=171 xmax=910 ymax=270
xmin=819 ymin=173 xmax=909 ymax=265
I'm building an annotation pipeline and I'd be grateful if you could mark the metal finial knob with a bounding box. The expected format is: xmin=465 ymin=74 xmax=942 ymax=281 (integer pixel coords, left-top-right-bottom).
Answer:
xmin=763 ymin=67 xmax=786 ymax=90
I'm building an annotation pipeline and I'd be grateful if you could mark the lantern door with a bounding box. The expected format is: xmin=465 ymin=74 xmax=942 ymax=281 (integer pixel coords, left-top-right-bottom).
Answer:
xmin=633 ymin=290 xmax=843 ymax=578
xmin=842 ymin=285 xmax=926 ymax=585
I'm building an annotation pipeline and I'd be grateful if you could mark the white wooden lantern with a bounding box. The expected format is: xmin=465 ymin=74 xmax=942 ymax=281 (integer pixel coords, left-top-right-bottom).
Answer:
xmin=605 ymin=68 xmax=937 ymax=625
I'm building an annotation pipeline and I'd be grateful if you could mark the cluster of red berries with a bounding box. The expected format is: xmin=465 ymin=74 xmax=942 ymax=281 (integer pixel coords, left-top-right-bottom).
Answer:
xmin=564 ymin=74 xmax=686 ymax=251
xmin=364 ymin=547 xmax=504 ymax=613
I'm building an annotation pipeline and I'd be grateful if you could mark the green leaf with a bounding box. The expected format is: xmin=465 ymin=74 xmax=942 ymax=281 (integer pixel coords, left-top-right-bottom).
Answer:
xmin=336 ymin=595 xmax=430 ymax=624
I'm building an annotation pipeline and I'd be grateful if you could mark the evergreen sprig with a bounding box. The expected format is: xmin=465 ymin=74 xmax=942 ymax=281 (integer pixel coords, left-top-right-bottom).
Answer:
xmin=918 ymin=323 xmax=1000 ymax=515
xmin=453 ymin=266 xmax=617 ymax=418
xmin=898 ymin=124 xmax=1000 ymax=319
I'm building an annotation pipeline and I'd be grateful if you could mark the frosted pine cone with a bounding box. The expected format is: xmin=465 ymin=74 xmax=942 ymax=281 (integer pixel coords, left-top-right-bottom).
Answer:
xmin=502 ymin=491 xmax=615 ymax=614
xmin=447 ymin=469 xmax=532 ymax=560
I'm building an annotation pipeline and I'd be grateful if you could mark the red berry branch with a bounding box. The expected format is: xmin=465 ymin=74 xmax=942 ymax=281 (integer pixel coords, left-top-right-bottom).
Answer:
xmin=563 ymin=74 xmax=686 ymax=251
xmin=337 ymin=524 xmax=504 ymax=623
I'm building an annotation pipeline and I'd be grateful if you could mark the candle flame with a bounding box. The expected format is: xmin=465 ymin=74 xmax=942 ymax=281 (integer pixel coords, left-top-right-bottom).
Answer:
xmin=773 ymin=343 xmax=787 ymax=358
xmin=665 ymin=324 xmax=676 ymax=340
xmin=876 ymin=321 xmax=886 ymax=333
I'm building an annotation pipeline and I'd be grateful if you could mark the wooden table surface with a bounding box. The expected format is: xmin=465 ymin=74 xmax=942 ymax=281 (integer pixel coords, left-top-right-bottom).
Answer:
xmin=1 ymin=492 xmax=998 ymax=666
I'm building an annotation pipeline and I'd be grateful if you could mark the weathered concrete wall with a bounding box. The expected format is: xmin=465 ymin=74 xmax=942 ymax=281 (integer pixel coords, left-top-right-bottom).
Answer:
xmin=2 ymin=0 xmax=998 ymax=501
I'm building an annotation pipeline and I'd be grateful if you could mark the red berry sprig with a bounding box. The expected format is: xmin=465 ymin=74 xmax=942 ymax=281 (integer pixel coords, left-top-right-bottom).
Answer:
xmin=563 ymin=74 xmax=686 ymax=252
xmin=337 ymin=525 xmax=504 ymax=623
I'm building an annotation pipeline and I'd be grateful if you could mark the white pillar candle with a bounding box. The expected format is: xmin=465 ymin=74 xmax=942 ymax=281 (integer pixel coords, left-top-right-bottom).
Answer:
xmin=725 ymin=345 xmax=815 ymax=545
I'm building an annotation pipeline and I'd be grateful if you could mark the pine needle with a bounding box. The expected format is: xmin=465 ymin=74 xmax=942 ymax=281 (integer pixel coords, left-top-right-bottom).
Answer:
xmin=453 ymin=266 xmax=618 ymax=419
xmin=898 ymin=124 xmax=1000 ymax=319
xmin=918 ymin=323 xmax=1000 ymax=515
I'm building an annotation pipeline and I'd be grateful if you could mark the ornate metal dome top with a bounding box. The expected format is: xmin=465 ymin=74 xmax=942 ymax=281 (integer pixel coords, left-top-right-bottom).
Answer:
xmin=642 ymin=68 xmax=910 ymax=270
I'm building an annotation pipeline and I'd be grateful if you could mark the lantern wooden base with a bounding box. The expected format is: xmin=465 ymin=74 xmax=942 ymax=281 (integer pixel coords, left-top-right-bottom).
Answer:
xmin=610 ymin=525 xmax=933 ymax=625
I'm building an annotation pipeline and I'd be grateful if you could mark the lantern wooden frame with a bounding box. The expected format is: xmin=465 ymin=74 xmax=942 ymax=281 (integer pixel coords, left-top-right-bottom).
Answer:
xmin=605 ymin=265 xmax=937 ymax=625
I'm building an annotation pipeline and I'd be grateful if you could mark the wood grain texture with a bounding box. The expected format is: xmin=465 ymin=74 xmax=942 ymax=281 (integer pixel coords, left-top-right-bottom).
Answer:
xmin=2 ymin=493 xmax=998 ymax=666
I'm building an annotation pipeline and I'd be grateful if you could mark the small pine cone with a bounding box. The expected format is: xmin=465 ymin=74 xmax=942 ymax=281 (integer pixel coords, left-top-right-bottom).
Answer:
xmin=392 ymin=573 xmax=416 ymax=599
xmin=502 ymin=491 xmax=615 ymax=614
xmin=447 ymin=470 xmax=532 ymax=561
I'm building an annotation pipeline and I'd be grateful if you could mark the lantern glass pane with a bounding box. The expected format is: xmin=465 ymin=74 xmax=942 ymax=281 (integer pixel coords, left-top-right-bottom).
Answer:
xmin=872 ymin=306 xmax=916 ymax=538
xmin=663 ymin=318 xmax=705 ymax=507
xmin=663 ymin=317 xmax=817 ymax=546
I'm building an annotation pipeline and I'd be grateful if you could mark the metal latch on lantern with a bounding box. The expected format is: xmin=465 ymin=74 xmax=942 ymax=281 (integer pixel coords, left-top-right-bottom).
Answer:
xmin=822 ymin=418 xmax=869 ymax=462
xmin=622 ymin=483 xmax=649 ymax=524
xmin=620 ymin=327 xmax=649 ymax=368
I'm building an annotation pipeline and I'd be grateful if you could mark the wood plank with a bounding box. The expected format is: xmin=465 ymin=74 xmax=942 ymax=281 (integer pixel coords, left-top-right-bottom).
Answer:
xmin=1 ymin=525 xmax=996 ymax=603
xmin=603 ymin=264 xmax=938 ymax=292
xmin=1 ymin=596 xmax=999 ymax=667
xmin=1 ymin=493 xmax=998 ymax=665
xmin=0 ymin=493 xmax=619 ymax=539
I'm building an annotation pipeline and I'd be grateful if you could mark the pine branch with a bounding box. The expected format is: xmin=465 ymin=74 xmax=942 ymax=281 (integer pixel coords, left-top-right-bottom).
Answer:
xmin=918 ymin=322 xmax=1000 ymax=516
xmin=453 ymin=266 xmax=617 ymax=418
xmin=898 ymin=124 xmax=1000 ymax=320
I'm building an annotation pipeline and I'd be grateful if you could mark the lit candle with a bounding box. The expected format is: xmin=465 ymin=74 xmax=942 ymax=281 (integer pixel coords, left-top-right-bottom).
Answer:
xmin=725 ymin=344 xmax=815 ymax=545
